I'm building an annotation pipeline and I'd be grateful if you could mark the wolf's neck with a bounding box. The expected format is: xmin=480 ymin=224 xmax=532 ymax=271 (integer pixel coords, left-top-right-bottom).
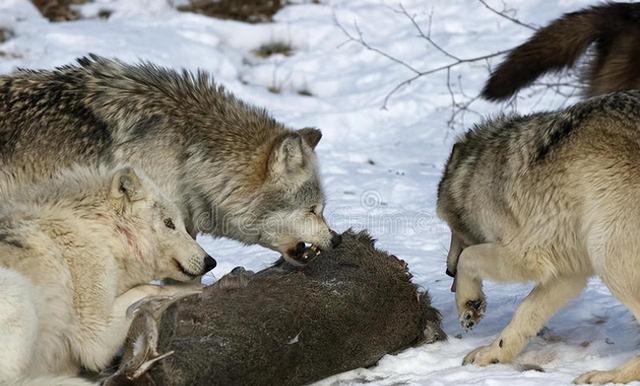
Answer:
xmin=178 ymin=160 xmax=261 ymax=237
xmin=34 ymin=202 xmax=111 ymax=237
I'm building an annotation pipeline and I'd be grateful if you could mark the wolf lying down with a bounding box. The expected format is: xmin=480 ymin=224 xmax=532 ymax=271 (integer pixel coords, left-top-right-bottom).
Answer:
xmin=103 ymin=230 xmax=446 ymax=386
xmin=438 ymin=90 xmax=640 ymax=384
xmin=0 ymin=165 xmax=216 ymax=386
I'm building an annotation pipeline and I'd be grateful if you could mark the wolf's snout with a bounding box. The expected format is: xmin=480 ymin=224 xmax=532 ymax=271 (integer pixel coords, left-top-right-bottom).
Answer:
xmin=330 ymin=231 xmax=342 ymax=248
xmin=202 ymin=254 xmax=217 ymax=273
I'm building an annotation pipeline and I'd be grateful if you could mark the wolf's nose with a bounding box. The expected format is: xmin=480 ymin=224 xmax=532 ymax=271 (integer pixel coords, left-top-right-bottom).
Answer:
xmin=330 ymin=231 xmax=342 ymax=248
xmin=203 ymin=254 xmax=217 ymax=273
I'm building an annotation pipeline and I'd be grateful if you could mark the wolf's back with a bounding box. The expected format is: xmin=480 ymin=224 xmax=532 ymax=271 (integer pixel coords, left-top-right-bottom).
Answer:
xmin=482 ymin=2 xmax=640 ymax=101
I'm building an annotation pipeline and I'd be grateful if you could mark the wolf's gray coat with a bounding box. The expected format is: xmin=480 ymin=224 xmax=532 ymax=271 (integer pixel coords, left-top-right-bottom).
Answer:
xmin=0 ymin=55 xmax=337 ymax=260
xmin=438 ymin=91 xmax=640 ymax=384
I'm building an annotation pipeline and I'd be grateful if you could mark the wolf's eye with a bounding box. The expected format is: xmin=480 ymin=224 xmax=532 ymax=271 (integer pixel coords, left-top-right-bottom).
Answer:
xmin=164 ymin=218 xmax=175 ymax=230
xmin=309 ymin=206 xmax=317 ymax=214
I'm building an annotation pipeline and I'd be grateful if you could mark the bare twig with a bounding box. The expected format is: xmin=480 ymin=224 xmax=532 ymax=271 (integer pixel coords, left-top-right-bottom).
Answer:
xmin=379 ymin=48 xmax=511 ymax=109
xmin=333 ymin=14 xmax=421 ymax=75
xmin=445 ymin=68 xmax=484 ymax=128
xmin=335 ymin=7 xmax=513 ymax=111
xmin=334 ymin=2 xmax=582 ymax=129
xmin=477 ymin=0 xmax=537 ymax=31
xmin=394 ymin=5 xmax=460 ymax=61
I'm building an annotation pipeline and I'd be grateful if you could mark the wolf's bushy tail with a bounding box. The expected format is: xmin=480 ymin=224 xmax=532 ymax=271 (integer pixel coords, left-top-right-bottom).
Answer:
xmin=482 ymin=2 xmax=640 ymax=101
xmin=2 ymin=376 xmax=98 ymax=386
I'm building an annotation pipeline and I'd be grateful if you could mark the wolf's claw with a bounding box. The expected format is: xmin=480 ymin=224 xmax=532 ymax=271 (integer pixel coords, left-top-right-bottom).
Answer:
xmin=460 ymin=298 xmax=486 ymax=330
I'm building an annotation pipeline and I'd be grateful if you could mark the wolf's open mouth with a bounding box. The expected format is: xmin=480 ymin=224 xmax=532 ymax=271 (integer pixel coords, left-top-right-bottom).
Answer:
xmin=304 ymin=242 xmax=321 ymax=254
xmin=287 ymin=242 xmax=322 ymax=264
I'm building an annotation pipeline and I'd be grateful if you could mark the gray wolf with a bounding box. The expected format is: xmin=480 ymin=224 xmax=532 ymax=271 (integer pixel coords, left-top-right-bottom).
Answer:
xmin=108 ymin=230 xmax=445 ymax=386
xmin=437 ymin=90 xmax=640 ymax=384
xmin=482 ymin=2 xmax=640 ymax=101
xmin=0 ymin=165 xmax=214 ymax=386
xmin=0 ymin=55 xmax=340 ymax=264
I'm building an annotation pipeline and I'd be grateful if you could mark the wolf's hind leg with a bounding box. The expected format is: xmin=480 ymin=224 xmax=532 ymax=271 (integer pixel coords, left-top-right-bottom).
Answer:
xmin=455 ymin=243 xmax=541 ymax=329
xmin=575 ymin=243 xmax=640 ymax=384
xmin=575 ymin=355 xmax=640 ymax=384
xmin=0 ymin=268 xmax=38 ymax=381
xmin=463 ymin=275 xmax=586 ymax=366
xmin=573 ymin=288 xmax=640 ymax=384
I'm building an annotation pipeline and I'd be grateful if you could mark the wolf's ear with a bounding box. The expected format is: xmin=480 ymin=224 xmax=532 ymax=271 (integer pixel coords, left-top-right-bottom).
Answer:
xmin=111 ymin=167 xmax=146 ymax=202
xmin=269 ymin=135 xmax=305 ymax=177
xmin=447 ymin=142 xmax=464 ymax=169
xmin=298 ymin=127 xmax=322 ymax=150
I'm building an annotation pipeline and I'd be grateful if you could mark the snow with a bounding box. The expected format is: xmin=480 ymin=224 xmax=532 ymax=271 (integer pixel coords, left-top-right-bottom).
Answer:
xmin=1 ymin=0 xmax=637 ymax=385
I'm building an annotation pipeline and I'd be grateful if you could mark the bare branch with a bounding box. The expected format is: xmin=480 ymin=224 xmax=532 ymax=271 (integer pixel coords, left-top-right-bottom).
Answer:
xmin=334 ymin=2 xmax=580 ymax=129
xmin=332 ymin=12 xmax=421 ymax=75
xmin=381 ymin=48 xmax=511 ymax=109
xmin=477 ymin=0 xmax=537 ymax=31
xmin=445 ymin=69 xmax=484 ymax=128
xmin=335 ymin=8 xmax=512 ymax=111
xmin=394 ymin=4 xmax=460 ymax=61
xmin=381 ymin=72 xmax=425 ymax=110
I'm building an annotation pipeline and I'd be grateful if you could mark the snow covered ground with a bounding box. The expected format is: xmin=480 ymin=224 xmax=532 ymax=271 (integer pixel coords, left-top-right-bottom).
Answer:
xmin=1 ymin=0 xmax=638 ymax=384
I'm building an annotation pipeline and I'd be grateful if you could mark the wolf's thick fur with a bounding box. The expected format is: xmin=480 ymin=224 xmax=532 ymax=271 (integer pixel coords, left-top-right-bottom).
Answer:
xmin=438 ymin=91 xmax=640 ymax=384
xmin=0 ymin=55 xmax=339 ymax=262
xmin=0 ymin=165 xmax=212 ymax=385
xmin=482 ymin=2 xmax=640 ymax=101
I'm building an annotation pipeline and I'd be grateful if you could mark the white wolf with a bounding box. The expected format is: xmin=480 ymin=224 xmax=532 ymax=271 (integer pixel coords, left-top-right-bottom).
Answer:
xmin=0 ymin=165 xmax=215 ymax=386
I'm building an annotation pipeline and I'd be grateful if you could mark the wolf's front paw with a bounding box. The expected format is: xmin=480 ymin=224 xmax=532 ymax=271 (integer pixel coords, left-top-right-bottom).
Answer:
xmin=462 ymin=342 xmax=513 ymax=366
xmin=459 ymin=298 xmax=486 ymax=330
xmin=573 ymin=369 xmax=636 ymax=384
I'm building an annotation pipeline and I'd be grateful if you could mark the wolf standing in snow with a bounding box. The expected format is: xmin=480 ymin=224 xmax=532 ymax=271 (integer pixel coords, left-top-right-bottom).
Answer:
xmin=0 ymin=165 xmax=215 ymax=386
xmin=0 ymin=55 xmax=340 ymax=263
xmin=438 ymin=91 xmax=640 ymax=384
xmin=482 ymin=2 xmax=640 ymax=101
